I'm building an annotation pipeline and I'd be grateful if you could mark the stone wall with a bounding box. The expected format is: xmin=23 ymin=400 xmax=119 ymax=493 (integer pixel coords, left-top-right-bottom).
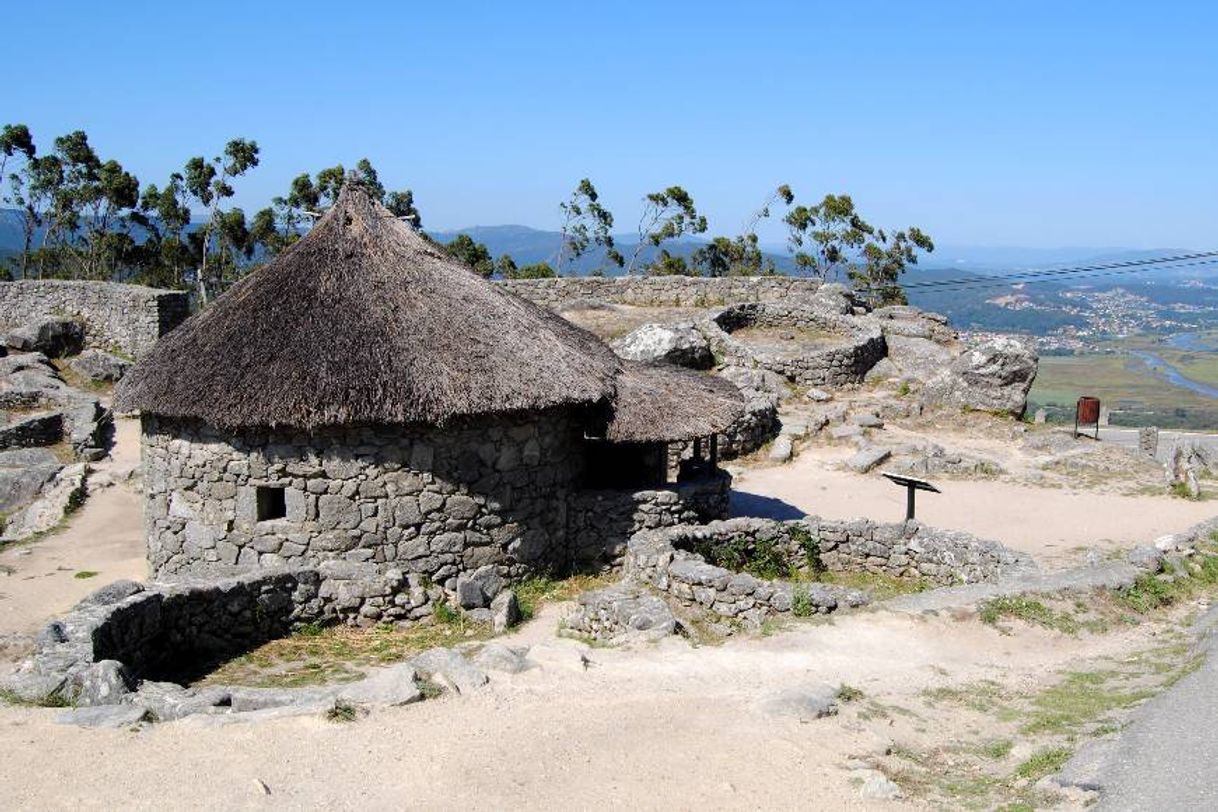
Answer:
xmin=0 ymin=280 xmax=188 ymax=358
xmin=705 ymin=302 xmax=887 ymax=387
xmin=2 ymin=565 xmax=451 ymax=704
xmin=500 ymin=276 xmax=822 ymax=310
xmin=142 ymin=411 xmax=587 ymax=590
xmin=567 ymin=472 xmax=732 ymax=568
xmin=142 ymin=412 xmax=731 ymax=604
xmin=624 ymin=517 xmax=1031 ymax=627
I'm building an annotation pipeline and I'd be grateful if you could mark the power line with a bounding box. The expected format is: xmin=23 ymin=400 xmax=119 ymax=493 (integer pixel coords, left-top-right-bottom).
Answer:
xmin=889 ymin=250 xmax=1218 ymax=293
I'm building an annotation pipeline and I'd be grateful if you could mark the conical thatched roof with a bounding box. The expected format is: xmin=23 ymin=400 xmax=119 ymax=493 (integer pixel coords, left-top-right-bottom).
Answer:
xmin=115 ymin=183 xmax=620 ymax=429
xmin=606 ymin=361 xmax=745 ymax=443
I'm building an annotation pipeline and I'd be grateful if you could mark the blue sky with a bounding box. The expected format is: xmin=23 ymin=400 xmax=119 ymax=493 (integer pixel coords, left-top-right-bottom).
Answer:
xmin=5 ymin=1 xmax=1215 ymax=249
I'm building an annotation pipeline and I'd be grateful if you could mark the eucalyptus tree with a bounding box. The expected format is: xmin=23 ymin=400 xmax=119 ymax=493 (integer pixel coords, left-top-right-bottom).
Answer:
xmin=183 ymin=138 xmax=260 ymax=303
xmin=782 ymin=193 xmax=874 ymax=281
xmin=628 ymin=186 xmax=707 ymax=275
xmin=854 ymin=226 xmax=935 ymax=305
xmin=129 ymin=173 xmax=193 ymax=288
xmin=444 ymin=233 xmax=494 ymax=277
xmin=0 ymin=124 xmax=38 ymax=276
xmin=253 ymin=159 xmax=423 ymax=257
xmin=692 ymin=183 xmax=793 ymax=277
xmin=557 ymin=178 xmax=622 ymax=275
xmin=783 ymin=192 xmax=933 ymax=302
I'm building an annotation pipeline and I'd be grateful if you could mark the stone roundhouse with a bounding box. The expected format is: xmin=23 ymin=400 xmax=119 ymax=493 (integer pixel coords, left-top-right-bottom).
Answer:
xmin=116 ymin=184 xmax=743 ymax=610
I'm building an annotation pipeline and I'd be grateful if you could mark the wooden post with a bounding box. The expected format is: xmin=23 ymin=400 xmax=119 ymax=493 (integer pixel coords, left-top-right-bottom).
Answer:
xmin=693 ymin=436 xmax=703 ymax=461
xmin=709 ymin=434 xmax=719 ymax=467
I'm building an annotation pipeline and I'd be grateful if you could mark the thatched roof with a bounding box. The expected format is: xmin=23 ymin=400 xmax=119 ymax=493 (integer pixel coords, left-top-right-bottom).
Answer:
xmin=605 ymin=361 xmax=745 ymax=443
xmin=115 ymin=183 xmax=620 ymax=429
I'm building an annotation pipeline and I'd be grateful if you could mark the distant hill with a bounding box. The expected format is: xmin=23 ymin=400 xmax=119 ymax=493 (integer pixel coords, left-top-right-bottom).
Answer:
xmin=426 ymin=224 xmax=801 ymax=275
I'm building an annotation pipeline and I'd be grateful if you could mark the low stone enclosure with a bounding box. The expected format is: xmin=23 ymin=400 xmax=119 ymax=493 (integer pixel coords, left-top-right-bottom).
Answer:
xmin=0 ymin=280 xmax=189 ymax=359
xmin=0 ymin=564 xmax=515 ymax=717
xmin=5 ymin=513 xmax=1030 ymax=716
xmin=565 ymin=517 xmax=1034 ymax=640
xmin=704 ymin=302 xmax=887 ymax=387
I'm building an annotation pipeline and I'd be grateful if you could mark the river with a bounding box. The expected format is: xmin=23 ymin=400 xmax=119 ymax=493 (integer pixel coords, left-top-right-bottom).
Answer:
xmin=1131 ymin=332 xmax=1218 ymax=399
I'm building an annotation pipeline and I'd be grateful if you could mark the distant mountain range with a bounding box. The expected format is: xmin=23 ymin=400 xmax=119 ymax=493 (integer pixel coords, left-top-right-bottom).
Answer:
xmin=5 ymin=208 xmax=1215 ymax=336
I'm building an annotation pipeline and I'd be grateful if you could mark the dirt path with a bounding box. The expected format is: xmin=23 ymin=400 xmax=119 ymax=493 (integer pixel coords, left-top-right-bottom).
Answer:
xmin=732 ymin=445 xmax=1218 ymax=568
xmin=0 ymin=416 xmax=145 ymax=661
xmin=0 ymin=602 xmax=1171 ymax=810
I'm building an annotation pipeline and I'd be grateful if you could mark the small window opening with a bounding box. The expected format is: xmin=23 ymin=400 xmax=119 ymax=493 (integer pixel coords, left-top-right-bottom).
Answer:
xmin=256 ymin=486 xmax=287 ymax=522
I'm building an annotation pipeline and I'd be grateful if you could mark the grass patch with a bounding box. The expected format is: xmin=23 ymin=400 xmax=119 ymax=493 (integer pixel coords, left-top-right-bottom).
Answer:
xmin=325 ymin=699 xmax=359 ymax=723
xmin=815 ymin=570 xmax=933 ymax=600
xmin=921 ymin=679 xmax=1015 ymax=714
xmin=200 ymin=613 xmax=494 ymax=689
xmin=73 ymin=570 xmax=99 ymax=580
xmin=979 ymin=739 xmax=1013 ymax=760
xmin=836 ymin=683 xmax=864 ymax=702
xmin=1013 ymin=746 xmax=1072 ymax=781
xmin=1116 ymin=547 xmax=1218 ymax=613
xmin=1020 ymin=670 xmax=1154 ymax=736
xmin=514 ymin=572 xmax=617 ymax=622
xmin=415 ymin=676 xmax=445 ymax=700
xmin=979 ymin=596 xmax=1081 ymax=635
xmin=0 ymin=687 xmax=74 ymax=708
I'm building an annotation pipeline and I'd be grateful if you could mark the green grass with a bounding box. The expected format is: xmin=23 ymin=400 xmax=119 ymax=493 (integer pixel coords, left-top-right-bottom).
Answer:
xmin=979 ymin=739 xmax=1013 ymax=760
xmin=1117 ymin=547 xmax=1218 ymax=613
xmin=325 ymin=699 xmax=359 ymax=723
xmin=836 ymin=683 xmax=864 ymax=703
xmin=1014 ymin=746 xmax=1073 ymax=781
xmin=73 ymin=570 xmax=99 ymax=580
xmin=978 ymin=596 xmax=1081 ymax=635
xmin=514 ymin=573 xmax=617 ymax=622
xmin=1020 ymin=670 xmax=1154 ymax=736
xmin=815 ymin=570 xmax=933 ymax=600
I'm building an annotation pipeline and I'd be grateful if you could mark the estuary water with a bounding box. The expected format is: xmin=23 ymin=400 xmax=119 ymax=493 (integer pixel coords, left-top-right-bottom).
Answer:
xmin=1131 ymin=332 xmax=1218 ymax=399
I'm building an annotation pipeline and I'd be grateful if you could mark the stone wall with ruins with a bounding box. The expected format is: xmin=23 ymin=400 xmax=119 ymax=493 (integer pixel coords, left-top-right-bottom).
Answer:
xmin=500 ymin=276 xmax=822 ymax=309
xmin=0 ymin=280 xmax=189 ymax=358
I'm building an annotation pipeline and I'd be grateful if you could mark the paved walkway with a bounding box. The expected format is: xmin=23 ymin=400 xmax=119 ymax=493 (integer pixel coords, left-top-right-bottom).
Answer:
xmin=1098 ymin=426 xmax=1218 ymax=463
xmin=1058 ymin=606 xmax=1218 ymax=810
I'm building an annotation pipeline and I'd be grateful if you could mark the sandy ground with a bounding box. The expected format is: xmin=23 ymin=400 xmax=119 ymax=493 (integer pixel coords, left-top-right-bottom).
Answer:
xmin=0 ymin=417 xmax=146 ymax=661
xmin=0 ymin=602 xmax=1169 ymax=811
xmin=0 ymin=414 xmax=1212 ymax=809
xmin=731 ymin=444 xmax=1218 ymax=569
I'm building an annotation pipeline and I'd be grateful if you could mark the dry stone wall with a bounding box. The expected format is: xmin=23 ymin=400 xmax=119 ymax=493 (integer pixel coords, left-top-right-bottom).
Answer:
xmin=142 ymin=412 xmax=730 ymax=603
xmin=567 ymin=472 xmax=731 ymax=568
xmin=705 ymin=303 xmax=887 ymax=386
xmin=500 ymin=276 xmax=822 ymax=309
xmin=0 ymin=280 xmax=188 ymax=358
xmin=624 ymin=517 xmax=1031 ymax=627
xmin=142 ymin=411 xmax=587 ymax=590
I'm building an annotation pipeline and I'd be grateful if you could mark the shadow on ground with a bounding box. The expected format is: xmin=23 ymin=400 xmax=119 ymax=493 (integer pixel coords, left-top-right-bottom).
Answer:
xmin=729 ymin=490 xmax=806 ymax=520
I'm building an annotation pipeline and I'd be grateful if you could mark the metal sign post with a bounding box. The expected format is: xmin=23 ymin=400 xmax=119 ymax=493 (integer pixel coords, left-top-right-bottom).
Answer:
xmin=881 ymin=472 xmax=942 ymax=521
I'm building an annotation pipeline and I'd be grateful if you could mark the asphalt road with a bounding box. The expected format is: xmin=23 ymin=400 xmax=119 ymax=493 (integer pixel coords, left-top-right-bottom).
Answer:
xmin=1097 ymin=426 xmax=1218 ymax=464
xmin=1072 ymin=607 xmax=1218 ymax=811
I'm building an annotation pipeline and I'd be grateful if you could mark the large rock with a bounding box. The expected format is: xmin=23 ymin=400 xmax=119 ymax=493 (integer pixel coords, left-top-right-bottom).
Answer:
xmin=883 ymin=334 xmax=955 ymax=383
xmin=1 ymin=463 xmax=87 ymax=541
xmin=718 ymin=365 xmax=789 ymax=397
xmin=0 ymin=411 xmax=64 ymax=449
xmin=0 ymin=448 xmax=62 ymax=512
xmin=5 ymin=318 xmax=85 ymax=358
xmin=564 ymin=582 xmax=677 ymax=643
xmin=611 ymin=322 xmax=714 ymax=369
xmin=923 ymin=337 xmax=1038 ymax=416
xmin=411 ymin=648 xmax=489 ymax=695
xmin=70 ymin=348 xmax=132 ymax=383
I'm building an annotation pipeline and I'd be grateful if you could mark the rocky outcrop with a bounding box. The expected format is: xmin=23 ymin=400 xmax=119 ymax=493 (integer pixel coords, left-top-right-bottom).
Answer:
xmin=611 ymin=322 xmax=713 ymax=368
xmin=4 ymin=317 xmax=85 ymax=358
xmin=922 ymin=336 xmax=1039 ymax=416
xmin=70 ymin=348 xmax=132 ymax=383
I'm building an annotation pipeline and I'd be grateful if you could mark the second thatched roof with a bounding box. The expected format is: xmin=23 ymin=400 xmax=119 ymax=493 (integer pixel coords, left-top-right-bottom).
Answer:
xmin=115 ymin=183 xmax=620 ymax=429
xmin=606 ymin=361 xmax=745 ymax=443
